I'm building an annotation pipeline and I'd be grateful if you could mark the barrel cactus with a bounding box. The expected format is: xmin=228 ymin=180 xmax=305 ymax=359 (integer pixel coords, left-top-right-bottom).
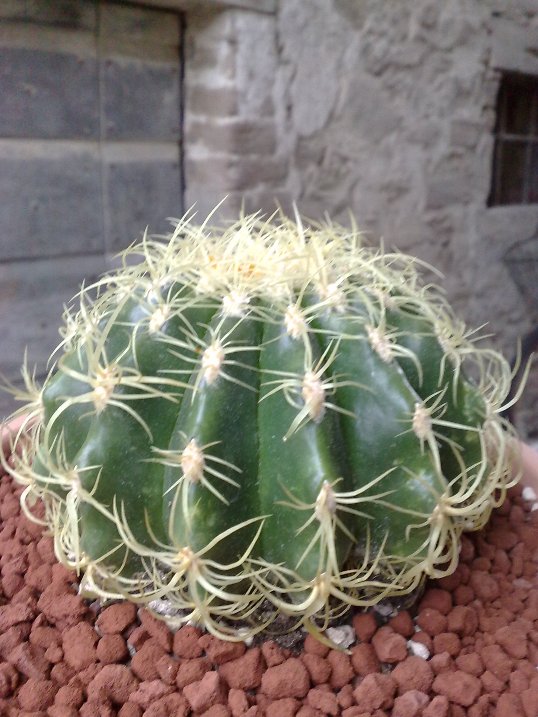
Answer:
xmin=4 ymin=210 xmax=517 ymax=640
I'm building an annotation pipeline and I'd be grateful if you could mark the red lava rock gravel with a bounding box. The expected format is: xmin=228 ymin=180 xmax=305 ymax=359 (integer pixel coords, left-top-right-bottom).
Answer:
xmin=1 ymin=466 xmax=538 ymax=716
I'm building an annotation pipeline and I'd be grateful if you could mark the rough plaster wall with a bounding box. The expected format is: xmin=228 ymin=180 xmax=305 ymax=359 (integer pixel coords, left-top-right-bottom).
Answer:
xmin=269 ymin=0 xmax=538 ymax=357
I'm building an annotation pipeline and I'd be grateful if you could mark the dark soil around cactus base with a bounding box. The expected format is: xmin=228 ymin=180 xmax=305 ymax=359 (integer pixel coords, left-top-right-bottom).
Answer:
xmin=1 ymin=466 xmax=538 ymax=717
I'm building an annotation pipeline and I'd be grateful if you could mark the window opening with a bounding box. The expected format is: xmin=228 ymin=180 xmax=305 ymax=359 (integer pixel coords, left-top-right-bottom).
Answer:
xmin=489 ymin=72 xmax=538 ymax=206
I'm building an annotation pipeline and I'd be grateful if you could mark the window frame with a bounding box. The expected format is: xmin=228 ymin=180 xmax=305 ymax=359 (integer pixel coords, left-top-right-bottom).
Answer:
xmin=489 ymin=72 xmax=538 ymax=207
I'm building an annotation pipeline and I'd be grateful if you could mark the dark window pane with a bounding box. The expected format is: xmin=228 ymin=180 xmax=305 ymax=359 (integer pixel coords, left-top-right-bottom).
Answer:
xmin=532 ymin=88 xmax=538 ymax=136
xmin=495 ymin=140 xmax=526 ymax=205
xmin=490 ymin=73 xmax=538 ymax=206
xmin=503 ymin=79 xmax=534 ymax=136
xmin=528 ymin=143 xmax=538 ymax=204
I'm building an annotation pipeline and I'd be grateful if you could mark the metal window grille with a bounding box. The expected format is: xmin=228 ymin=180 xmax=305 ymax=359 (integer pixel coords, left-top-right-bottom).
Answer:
xmin=489 ymin=73 xmax=538 ymax=206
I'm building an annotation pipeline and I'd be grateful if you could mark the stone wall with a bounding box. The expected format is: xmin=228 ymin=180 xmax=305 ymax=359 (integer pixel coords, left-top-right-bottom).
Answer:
xmin=272 ymin=0 xmax=538 ymax=355
xmin=185 ymin=0 xmax=538 ymax=358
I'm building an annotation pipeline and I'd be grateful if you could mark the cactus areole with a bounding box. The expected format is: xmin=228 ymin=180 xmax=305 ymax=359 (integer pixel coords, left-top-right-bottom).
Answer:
xmin=5 ymin=211 xmax=517 ymax=641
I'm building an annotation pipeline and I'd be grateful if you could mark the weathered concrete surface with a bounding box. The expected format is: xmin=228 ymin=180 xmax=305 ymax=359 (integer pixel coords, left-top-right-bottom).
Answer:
xmin=0 ymin=1 xmax=184 ymax=416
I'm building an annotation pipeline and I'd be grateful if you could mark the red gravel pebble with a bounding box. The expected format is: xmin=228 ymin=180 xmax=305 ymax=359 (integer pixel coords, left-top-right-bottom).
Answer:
xmin=353 ymin=672 xmax=396 ymax=711
xmin=130 ymin=638 xmax=167 ymax=681
xmin=391 ymin=656 xmax=434 ymax=694
xmin=62 ymin=622 xmax=98 ymax=670
xmin=0 ymin=662 xmax=18 ymax=698
xmin=228 ymin=687 xmax=249 ymax=716
xmin=307 ymin=687 xmax=339 ymax=715
xmin=432 ymin=632 xmax=461 ymax=657
xmin=423 ymin=694 xmax=450 ymax=717
xmin=86 ymin=664 xmax=139 ymax=704
xmin=416 ymin=608 xmax=448 ymax=636
xmin=172 ymin=624 xmax=204 ymax=658
xmin=96 ymin=603 xmax=137 ymax=634
xmin=303 ymin=634 xmax=330 ymax=657
xmin=372 ymin=626 xmax=408 ymax=663
xmin=495 ymin=624 xmax=527 ymax=659
xmin=199 ymin=634 xmax=246 ymax=665
xmin=521 ymin=684 xmax=538 ymax=717
xmin=261 ymin=640 xmax=287 ymax=667
xmin=184 ymin=670 xmax=227 ymax=712
xmin=265 ymin=697 xmax=298 ymax=717
xmin=96 ymin=633 xmax=129 ymax=663
xmin=495 ymin=692 xmax=525 ymax=716
xmin=430 ymin=651 xmax=454 ymax=675
xmin=2 ymin=454 xmax=538 ymax=714
xmin=350 ymin=643 xmax=381 ymax=676
xmin=138 ymin=610 xmax=173 ymax=652
xmin=455 ymin=651 xmax=484 ymax=676
xmin=261 ymin=658 xmax=310 ymax=699
xmin=327 ymin=649 xmax=354 ymax=689
xmin=392 ymin=689 xmax=429 ymax=717
xmin=17 ymin=677 xmax=57 ymax=710
xmin=176 ymin=657 xmax=211 ymax=688
xmin=432 ymin=670 xmax=482 ymax=706
xmin=54 ymin=683 xmax=84 ymax=709
xmin=155 ymin=654 xmax=179 ymax=685
xmin=353 ymin=612 xmax=378 ymax=642
xmin=480 ymin=644 xmax=513 ymax=681
xmin=388 ymin=610 xmax=415 ymax=637
xmin=219 ymin=648 xmax=264 ymax=690
xmin=301 ymin=652 xmax=332 ymax=684
xmin=470 ymin=571 xmax=501 ymax=602
xmin=447 ymin=605 xmax=479 ymax=636
xmin=419 ymin=588 xmax=453 ymax=615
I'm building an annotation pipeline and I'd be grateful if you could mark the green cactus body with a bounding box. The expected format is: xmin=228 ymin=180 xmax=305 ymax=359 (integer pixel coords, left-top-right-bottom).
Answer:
xmin=311 ymin=308 xmax=445 ymax=566
xmin=258 ymin=319 xmax=352 ymax=594
xmin=6 ymin=212 xmax=516 ymax=639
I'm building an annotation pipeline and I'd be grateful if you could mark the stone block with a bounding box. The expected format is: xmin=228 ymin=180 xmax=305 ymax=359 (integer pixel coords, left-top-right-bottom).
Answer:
xmin=234 ymin=12 xmax=277 ymax=116
xmin=188 ymin=84 xmax=238 ymax=118
xmin=0 ymin=0 xmax=97 ymax=30
xmin=240 ymin=190 xmax=295 ymax=217
xmin=99 ymin=3 xmax=178 ymax=46
xmin=185 ymin=153 xmax=287 ymax=193
xmin=0 ymin=254 xmax=107 ymax=418
xmin=478 ymin=206 xmax=538 ymax=258
xmin=233 ymin=155 xmax=288 ymax=188
xmin=0 ymin=141 xmax=103 ymax=260
xmin=0 ymin=47 xmax=99 ymax=139
xmin=185 ymin=36 xmax=236 ymax=77
xmin=183 ymin=155 xmax=231 ymax=193
xmin=102 ymin=57 xmax=181 ymax=140
xmin=103 ymin=156 xmax=182 ymax=253
xmin=346 ymin=74 xmax=401 ymax=145
xmin=202 ymin=0 xmax=276 ymax=11
xmin=425 ymin=161 xmax=480 ymax=211
xmin=449 ymin=119 xmax=484 ymax=149
xmin=186 ymin=119 xmax=277 ymax=155
xmin=184 ymin=187 xmax=243 ymax=222
xmin=491 ymin=18 xmax=538 ymax=75
xmin=186 ymin=10 xmax=237 ymax=44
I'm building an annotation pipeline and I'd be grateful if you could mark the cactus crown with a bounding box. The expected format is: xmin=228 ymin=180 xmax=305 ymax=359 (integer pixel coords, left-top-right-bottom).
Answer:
xmin=5 ymin=210 xmax=517 ymax=641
